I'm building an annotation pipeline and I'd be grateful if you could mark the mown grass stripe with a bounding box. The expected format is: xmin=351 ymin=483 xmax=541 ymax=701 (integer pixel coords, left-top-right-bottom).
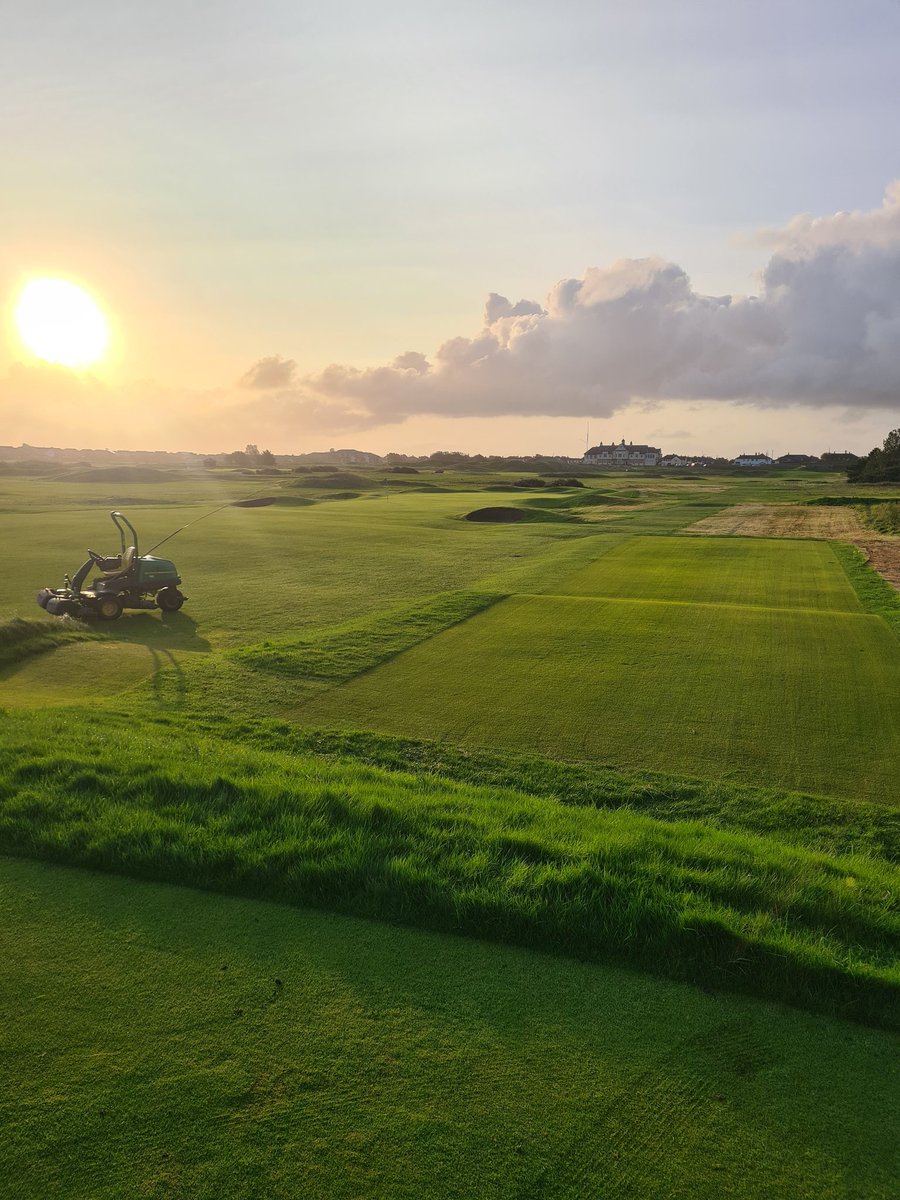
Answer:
xmin=516 ymin=592 xmax=882 ymax=618
xmin=299 ymin=590 xmax=900 ymax=804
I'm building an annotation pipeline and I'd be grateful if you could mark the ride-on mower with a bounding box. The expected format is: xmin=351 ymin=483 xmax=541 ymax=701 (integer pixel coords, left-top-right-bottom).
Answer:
xmin=37 ymin=510 xmax=186 ymax=621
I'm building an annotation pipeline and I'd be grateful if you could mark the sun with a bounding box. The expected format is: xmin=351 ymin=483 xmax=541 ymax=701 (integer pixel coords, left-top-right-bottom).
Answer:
xmin=14 ymin=278 xmax=110 ymax=368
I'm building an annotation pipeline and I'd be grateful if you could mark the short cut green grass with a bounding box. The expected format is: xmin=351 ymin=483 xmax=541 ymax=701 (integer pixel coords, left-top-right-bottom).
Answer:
xmin=300 ymin=537 xmax=900 ymax=801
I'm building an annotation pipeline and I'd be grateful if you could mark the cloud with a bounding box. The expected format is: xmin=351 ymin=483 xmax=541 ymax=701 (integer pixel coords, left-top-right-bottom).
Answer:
xmin=5 ymin=185 xmax=900 ymax=454
xmin=483 ymin=293 xmax=545 ymax=323
xmin=749 ymin=181 xmax=900 ymax=254
xmin=239 ymin=355 xmax=298 ymax=389
xmin=272 ymin=182 xmax=900 ymax=423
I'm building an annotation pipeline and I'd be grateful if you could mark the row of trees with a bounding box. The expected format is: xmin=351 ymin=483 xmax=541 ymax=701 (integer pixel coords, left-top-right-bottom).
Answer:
xmin=202 ymin=437 xmax=899 ymax=480
xmin=227 ymin=444 xmax=277 ymax=467
xmin=848 ymin=429 xmax=900 ymax=483
xmin=203 ymin=445 xmax=277 ymax=469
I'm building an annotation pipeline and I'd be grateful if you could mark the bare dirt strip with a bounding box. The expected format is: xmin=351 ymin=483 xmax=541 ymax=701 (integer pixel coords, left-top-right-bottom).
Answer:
xmin=686 ymin=503 xmax=866 ymax=539
xmin=859 ymin=538 xmax=900 ymax=589
xmin=685 ymin=503 xmax=900 ymax=590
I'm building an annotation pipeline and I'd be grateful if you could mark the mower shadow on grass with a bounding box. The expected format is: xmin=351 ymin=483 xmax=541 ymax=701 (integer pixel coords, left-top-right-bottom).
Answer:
xmin=147 ymin=647 xmax=189 ymax=707
xmin=101 ymin=611 xmax=212 ymax=654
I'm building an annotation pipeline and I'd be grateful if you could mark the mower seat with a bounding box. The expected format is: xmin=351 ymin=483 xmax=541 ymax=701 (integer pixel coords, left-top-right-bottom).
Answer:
xmin=99 ymin=546 xmax=137 ymax=578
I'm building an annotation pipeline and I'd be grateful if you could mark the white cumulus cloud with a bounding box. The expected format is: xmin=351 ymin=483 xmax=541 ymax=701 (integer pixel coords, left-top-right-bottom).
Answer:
xmin=259 ymin=182 xmax=900 ymax=424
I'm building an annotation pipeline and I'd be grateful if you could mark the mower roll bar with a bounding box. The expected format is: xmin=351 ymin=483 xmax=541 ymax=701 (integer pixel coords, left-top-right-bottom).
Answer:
xmin=110 ymin=511 xmax=139 ymax=556
xmin=71 ymin=512 xmax=140 ymax=595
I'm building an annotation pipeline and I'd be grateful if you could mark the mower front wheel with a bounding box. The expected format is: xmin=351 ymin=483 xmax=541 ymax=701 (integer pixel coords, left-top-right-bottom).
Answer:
xmin=156 ymin=587 xmax=185 ymax=613
xmin=96 ymin=596 xmax=123 ymax=621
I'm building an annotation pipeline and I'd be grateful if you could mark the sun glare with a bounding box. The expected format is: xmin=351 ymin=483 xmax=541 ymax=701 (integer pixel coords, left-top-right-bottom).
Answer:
xmin=14 ymin=278 xmax=110 ymax=368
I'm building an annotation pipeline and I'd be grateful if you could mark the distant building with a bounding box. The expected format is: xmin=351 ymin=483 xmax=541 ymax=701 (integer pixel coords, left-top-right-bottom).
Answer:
xmin=584 ymin=439 xmax=661 ymax=467
xmin=820 ymin=451 xmax=861 ymax=470
xmin=298 ymin=448 xmax=383 ymax=465
xmin=660 ymin=454 xmax=691 ymax=467
xmin=776 ymin=454 xmax=821 ymax=467
xmin=733 ymin=453 xmax=775 ymax=467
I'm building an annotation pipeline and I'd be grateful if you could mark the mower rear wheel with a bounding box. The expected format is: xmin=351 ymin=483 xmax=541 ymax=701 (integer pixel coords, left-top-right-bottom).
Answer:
xmin=156 ymin=587 xmax=185 ymax=612
xmin=96 ymin=596 xmax=123 ymax=621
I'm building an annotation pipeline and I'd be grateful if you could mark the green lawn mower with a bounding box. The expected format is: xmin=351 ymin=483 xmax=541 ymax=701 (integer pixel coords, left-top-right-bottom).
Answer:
xmin=37 ymin=510 xmax=186 ymax=621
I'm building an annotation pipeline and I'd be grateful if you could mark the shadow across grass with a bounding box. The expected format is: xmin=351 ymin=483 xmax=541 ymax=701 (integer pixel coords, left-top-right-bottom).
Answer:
xmin=102 ymin=611 xmax=212 ymax=654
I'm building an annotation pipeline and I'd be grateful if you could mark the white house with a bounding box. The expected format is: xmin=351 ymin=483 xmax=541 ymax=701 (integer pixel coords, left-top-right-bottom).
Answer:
xmin=660 ymin=454 xmax=691 ymax=467
xmin=733 ymin=453 xmax=774 ymax=466
xmin=584 ymin=439 xmax=661 ymax=467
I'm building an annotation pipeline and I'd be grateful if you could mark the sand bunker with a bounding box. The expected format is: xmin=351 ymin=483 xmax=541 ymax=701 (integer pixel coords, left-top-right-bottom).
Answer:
xmin=464 ymin=507 xmax=527 ymax=523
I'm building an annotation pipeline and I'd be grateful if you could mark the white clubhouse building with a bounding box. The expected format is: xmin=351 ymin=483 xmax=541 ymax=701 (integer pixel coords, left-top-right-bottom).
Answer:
xmin=583 ymin=439 xmax=662 ymax=467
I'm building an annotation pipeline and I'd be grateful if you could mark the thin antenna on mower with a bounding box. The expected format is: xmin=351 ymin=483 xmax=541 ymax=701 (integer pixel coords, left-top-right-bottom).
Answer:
xmin=146 ymin=487 xmax=279 ymax=554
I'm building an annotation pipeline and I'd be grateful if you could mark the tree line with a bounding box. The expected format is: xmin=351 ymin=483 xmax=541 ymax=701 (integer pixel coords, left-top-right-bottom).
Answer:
xmin=848 ymin=429 xmax=900 ymax=483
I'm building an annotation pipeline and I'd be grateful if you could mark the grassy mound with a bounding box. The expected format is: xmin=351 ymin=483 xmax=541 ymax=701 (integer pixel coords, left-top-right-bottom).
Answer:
xmin=807 ymin=495 xmax=899 ymax=506
xmin=0 ymin=616 xmax=99 ymax=670
xmin=62 ymin=466 xmax=182 ymax=483
xmin=291 ymin=472 xmax=371 ymax=490
xmin=0 ymin=460 xmax=63 ymax=477
xmin=1 ymin=711 xmax=897 ymax=1028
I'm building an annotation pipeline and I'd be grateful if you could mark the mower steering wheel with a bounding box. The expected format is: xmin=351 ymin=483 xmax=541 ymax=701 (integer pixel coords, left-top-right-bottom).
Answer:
xmin=87 ymin=548 xmax=104 ymax=564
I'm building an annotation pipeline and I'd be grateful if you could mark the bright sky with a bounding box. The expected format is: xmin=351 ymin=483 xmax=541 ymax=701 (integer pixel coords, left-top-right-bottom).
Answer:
xmin=2 ymin=1 xmax=900 ymax=456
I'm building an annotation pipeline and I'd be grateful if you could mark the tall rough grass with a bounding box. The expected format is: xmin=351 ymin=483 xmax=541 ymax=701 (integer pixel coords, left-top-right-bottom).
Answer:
xmin=186 ymin=719 xmax=900 ymax=861
xmin=865 ymin=500 xmax=900 ymax=535
xmin=1 ymin=710 xmax=897 ymax=1028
